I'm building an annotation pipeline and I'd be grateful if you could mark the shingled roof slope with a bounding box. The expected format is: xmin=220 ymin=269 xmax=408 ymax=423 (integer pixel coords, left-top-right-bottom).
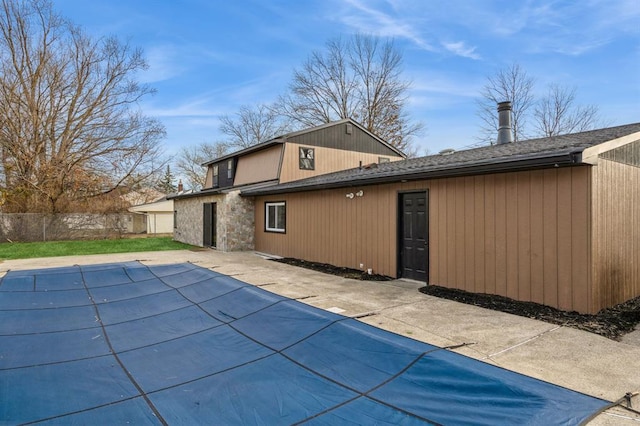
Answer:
xmin=242 ymin=122 xmax=640 ymax=196
xmin=203 ymin=118 xmax=404 ymax=166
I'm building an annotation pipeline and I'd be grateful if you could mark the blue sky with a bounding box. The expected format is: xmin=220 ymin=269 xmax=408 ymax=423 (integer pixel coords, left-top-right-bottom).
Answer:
xmin=54 ymin=0 xmax=639 ymax=156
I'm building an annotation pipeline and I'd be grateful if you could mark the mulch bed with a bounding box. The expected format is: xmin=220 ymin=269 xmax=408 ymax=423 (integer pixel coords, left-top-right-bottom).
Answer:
xmin=420 ymin=285 xmax=640 ymax=340
xmin=272 ymin=257 xmax=640 ymax=340
xmin=272 ymin=258 xmax=393 ymax=281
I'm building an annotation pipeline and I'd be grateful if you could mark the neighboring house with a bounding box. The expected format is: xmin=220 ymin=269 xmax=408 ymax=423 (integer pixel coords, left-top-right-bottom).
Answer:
xmin=129 ymin=197 xmax=175 ymax=234
xmin=121 ymin=188 xmax=166 ymax=207
xmin=169 ymin=118 xmax=406 ymax=251
xmin=243 ymin=122 xmax=640 ymax=314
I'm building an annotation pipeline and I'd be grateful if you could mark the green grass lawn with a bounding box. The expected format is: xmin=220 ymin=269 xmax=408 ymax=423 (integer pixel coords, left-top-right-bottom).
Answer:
xmin=0 ymin=237 xmax=194 ymax=260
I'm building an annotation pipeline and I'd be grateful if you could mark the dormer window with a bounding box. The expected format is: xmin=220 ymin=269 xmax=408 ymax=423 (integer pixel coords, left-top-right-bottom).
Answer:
xmin=299 ymin=147 xmax=315 ymax=170
xmin=212 ymin=165 xmax=219 ymax=187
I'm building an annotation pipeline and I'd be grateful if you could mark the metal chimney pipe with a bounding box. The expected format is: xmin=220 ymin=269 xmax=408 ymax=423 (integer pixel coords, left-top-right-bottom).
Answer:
xmin=496 ymin=101 xmax=514 ymax=144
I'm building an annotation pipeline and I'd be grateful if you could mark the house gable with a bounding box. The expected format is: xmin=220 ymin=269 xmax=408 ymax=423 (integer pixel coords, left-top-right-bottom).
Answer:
xmin=198 ymin=118 xmax=404 ymax=192
xmin=285 ymin=120 xmax=402 ymax=157
xmin=594 ymin=138 xmax=640 ymax=167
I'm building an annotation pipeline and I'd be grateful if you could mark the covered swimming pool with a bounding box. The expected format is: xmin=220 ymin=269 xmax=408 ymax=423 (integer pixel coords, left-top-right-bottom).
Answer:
xmin=0 ymin=261 xmax=607 ymax=424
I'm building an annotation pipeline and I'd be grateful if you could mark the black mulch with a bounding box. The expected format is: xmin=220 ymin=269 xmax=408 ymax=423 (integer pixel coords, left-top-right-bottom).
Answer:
xmin=272 ymin=258 xmax=393 ymax=281
xmin=420 ymin=285 xmax=640 ymax=340
xmin=271 ymin=257 xmax=640 ymax=340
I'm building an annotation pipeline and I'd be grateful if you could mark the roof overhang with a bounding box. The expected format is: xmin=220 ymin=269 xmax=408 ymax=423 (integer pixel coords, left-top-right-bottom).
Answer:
xmin=580 ymin=131 xmax=640 ymax=165
xmin=169 ymin=180 xmax=280 ymax=200
xmin=241 ymin=150 xmax=583 ymax=197
xmin=201 ymin=141 xmax=284 ymax=166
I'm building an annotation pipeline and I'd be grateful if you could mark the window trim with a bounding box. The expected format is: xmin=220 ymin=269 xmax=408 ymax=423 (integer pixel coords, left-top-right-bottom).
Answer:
xmin=227 ymin=159 xmax=234 ymax=180
xmin=299 ymin=147 xmax=315 ymax=170
xmin=212 ymin=165 xmax=219 ymax=187
xmin=265 ymin=201 xmax=286 ymax=233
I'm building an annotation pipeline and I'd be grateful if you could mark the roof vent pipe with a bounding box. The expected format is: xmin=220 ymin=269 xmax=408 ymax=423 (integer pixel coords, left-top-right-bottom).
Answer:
xmin=496 ymin=101 xmax=514 ymax=144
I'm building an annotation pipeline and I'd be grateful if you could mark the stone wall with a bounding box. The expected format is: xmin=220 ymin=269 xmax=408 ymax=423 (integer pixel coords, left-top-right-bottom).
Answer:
xmin=173 ymin=191 xmax=255 ymax=251
xmin=219 ymin=190 xmax=255 ymax=251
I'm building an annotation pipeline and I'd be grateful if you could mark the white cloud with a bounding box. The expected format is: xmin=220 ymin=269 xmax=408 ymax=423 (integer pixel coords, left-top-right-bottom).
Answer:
xmin=441 ymin=41 xmax=481 ymax=60
xmin=336 ymin=0 xmax=436 ymax=51
xmin=138 ymin=44 xmax=188 ymax=84
xmin=475 ymin=0 xmax=639 ymax=56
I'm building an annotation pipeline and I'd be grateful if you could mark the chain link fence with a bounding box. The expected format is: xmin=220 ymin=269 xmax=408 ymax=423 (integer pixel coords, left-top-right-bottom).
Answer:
xmin=0 ymin=213 xmax=146 ymax=242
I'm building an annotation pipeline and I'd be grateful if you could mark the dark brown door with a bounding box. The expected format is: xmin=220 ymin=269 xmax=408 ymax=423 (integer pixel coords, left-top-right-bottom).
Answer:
xmin=399 ymin=191 xmax=428 ymax=281
xmin=203 ymin=202 xmax=217 ymax=247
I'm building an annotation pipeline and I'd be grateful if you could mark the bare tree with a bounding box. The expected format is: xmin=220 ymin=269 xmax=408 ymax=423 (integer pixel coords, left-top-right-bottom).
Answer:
xmin=0 ymin=0 xmax=165 ymax=213
xmin=175 ymin=141 xmax=230 ymax=191
xmin=533 ymin=84 xmax=600 ymax=137
xmin=476 ymin=63 xmax=535 ymax=143
xmin=277 ymin=34 xmax=422 ymax=153
xmin=219 ymin=103 xmax=289 ymax=149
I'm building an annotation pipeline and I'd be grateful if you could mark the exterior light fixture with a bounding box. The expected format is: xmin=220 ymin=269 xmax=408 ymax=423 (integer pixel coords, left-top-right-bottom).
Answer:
xmin=355 ymin=190 xmax=364 ymax=197
xmin=346 ymin=193 xmax=354 ymax=199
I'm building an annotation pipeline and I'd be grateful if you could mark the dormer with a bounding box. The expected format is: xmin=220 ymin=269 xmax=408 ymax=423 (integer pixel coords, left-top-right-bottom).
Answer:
xmin=200 ymin=118 xmax=405 ymax=192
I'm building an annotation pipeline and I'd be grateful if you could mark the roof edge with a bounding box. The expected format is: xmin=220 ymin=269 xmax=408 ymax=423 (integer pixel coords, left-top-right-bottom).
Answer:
xmin=201 ymin=118 xmax=405 ymax=166
xmin=202 ymin=140 xmax=284 ymax=166
xmin=241 ymin=151 xmax=581 ymax=197
xmin=580 ymin=131 xmax=640 ymax=164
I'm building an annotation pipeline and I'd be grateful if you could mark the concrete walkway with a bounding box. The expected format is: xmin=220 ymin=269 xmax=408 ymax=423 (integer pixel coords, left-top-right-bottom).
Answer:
xmin=2 ymin=249 xmax=639 ymax=425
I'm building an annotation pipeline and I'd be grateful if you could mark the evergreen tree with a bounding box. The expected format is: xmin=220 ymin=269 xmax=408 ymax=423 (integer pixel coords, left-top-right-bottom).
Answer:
xmin=157 ymin=165 xmax=176 ymax=193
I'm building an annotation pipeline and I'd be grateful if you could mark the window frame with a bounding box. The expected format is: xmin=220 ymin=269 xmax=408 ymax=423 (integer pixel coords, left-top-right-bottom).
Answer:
xmin=299 ymin=147 xmax=315 ymax=170
xmin=265 ymin=201 xmax=286 ymax=233
xmin=227 ymin=159 xmax=234 ymax=180
xmin=212 ymin=165 xmax=219 ymax=187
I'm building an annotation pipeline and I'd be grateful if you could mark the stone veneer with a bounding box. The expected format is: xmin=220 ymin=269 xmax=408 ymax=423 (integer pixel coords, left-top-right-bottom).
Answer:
xmin=173 ymin=190 xmax=255 ymax=251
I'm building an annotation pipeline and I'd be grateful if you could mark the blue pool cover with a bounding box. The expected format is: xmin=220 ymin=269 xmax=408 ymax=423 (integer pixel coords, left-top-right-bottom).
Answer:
xmin=0 ymin=262 xmax=607 ymax=425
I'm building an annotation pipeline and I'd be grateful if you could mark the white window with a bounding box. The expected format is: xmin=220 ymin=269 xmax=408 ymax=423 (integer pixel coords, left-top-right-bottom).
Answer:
xmin=265 ymin=201 xmax=286 ymax=233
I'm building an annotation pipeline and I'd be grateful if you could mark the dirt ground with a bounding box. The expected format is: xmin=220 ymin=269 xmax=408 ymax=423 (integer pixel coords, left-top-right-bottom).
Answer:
xmin=273 ymin=258 xmax=640 ymax=340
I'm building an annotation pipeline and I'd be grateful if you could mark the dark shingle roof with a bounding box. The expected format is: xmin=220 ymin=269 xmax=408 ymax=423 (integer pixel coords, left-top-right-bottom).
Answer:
xmin=203 ymin=118 xmax=404 ymax=166
xmin=242 ymin=122 xmax=640 ymax=196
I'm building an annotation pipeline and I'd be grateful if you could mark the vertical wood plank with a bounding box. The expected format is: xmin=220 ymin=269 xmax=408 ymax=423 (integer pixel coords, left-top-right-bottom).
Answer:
xmin=484 ymin=174 xmax=496 ymax=295
xmin=571 ymin=167 xmax=591 ymax=313
xmin=464 ymin=176 xmax=476 ymax=292
xmin=529 ymin=170 xmax=545 ymax=305
xmin=517 ymin=172 xmax=532 ymax=302
xmin=557 ymin=168 xmax=573 ymax=311
xmin=543 ymin=169 xmax=559 ymax=308
xmin=455 ymin=178 xmax=466 ymax=289
xmin=429 ymin=181 xmax=438 ymax=284
xmin=494 ymin=174 xmax=507 ymax=296
xmin=505 ymin=174 xmax=519 ymax=299
xmin=474 ymin=176 xmax=486 ymax=294
xmin=446 ymin=178 xmax=457 ymax=288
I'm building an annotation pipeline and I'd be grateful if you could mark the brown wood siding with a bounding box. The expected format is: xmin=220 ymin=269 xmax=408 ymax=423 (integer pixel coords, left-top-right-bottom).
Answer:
xmin=591 ymin=158 xmax=640 ymax=311
xmin=288 ymin=122 xmax=401 ymax=156
xmin=233 ymin=145 xmax=282 ymax=186
xmin=279 ymin=143 xmax=402 ymax=183
xmin=204 ymin=166 xmax=212 ymax=189
xmin=255 ymin=166 xmax=594 ymax=313
xmin=255 ymin=185 xmax=399 ymax=277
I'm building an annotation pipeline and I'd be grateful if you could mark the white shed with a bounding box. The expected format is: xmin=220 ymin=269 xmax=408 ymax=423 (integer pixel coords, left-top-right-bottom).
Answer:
xmin=129 ymin=198 xmax=174 ymax=234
